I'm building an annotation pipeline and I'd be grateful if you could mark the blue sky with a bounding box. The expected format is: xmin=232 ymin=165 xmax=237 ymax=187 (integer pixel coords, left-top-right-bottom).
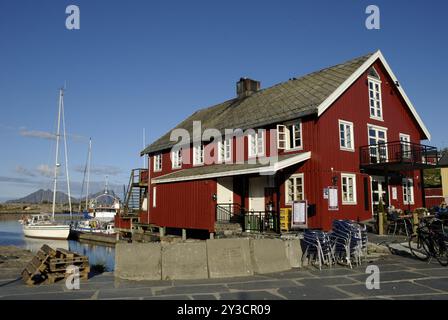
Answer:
xmin=0 ymin=0 xmax=447 ymax=201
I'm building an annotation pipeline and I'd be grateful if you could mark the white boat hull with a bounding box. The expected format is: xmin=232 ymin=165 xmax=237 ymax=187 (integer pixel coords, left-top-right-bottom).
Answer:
xmin=23 ymin=224 xmax=70 ymax=240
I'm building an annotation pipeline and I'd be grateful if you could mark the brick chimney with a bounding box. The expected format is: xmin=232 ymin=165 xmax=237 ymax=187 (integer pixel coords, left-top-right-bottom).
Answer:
xmin=236 ymin=78 xmax=260 ymax=98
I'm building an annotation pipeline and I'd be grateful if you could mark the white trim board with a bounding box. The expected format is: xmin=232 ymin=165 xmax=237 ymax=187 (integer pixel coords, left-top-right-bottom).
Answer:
xmin=152 ymin=151 xmax=311 ymax=184
xmin=317 ymin=50 xmax=431 ymax=140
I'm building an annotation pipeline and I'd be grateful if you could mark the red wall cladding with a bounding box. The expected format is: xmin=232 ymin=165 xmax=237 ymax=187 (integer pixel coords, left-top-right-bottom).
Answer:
xmin=148 ymin=179 xmax=217 ymax=232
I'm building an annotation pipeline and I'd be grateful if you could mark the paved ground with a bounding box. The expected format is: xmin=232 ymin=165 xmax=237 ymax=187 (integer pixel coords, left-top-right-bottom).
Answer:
xmin=1 ymin=246 xmax=447 ymax=300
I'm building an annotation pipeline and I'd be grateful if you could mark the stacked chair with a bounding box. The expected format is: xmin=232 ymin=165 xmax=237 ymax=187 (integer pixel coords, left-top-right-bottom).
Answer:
xmin=302 ymin=229 xmax=334 ymax=270
xmin=330 ymin=220 xmax=367 ymax=268
xmin=301 ymin=220 xmax=368 ymax=269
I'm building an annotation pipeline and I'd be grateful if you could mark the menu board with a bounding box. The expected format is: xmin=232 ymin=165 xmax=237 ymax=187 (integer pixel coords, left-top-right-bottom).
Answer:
xmin=292 ymin=200 xmax=307 ymax=228
xmin=328 ymin=186 xmax=338 ymax=211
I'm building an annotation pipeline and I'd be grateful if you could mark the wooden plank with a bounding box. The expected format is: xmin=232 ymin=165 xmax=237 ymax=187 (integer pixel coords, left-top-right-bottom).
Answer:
xmin=48 ymin=256 xmax=88 ymax=264
xmin=49 ymin=264 xmax=90 ymax=272
xmin=37 ymin=250 xmax=47 ymax=261
xmin=31 ymin=256 xmax=43 ymax=266
xmin=56 ymin=248 xmax=74 ymax=258
xmin=41 ymin=244 xmax=57 ymax=257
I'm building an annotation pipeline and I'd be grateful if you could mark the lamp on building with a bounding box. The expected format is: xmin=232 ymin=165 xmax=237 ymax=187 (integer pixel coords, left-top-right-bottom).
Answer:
xmin=332 ymin=176 xmax=338 ymax=186
xmin=212 ymin=193 xmax=217 ymax=201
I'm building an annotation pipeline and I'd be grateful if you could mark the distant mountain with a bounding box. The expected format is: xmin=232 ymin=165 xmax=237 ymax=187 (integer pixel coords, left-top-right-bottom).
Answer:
xmin=6 ymin=189 xmax=77 ymax=204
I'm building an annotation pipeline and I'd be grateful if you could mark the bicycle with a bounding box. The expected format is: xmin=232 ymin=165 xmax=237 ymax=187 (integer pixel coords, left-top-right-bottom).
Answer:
xmin=408 ymin=217 xmax=448 ymax=266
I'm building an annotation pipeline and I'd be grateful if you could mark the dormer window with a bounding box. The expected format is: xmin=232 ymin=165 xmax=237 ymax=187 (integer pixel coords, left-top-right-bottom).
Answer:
xmin=154 ymin=154 xmax=162 ymax=172
xmin=248 ymin=130 xmax=265 ymax=157
xmin=193 ymin=144 xmax=204 ymax=166
xmin=218 ymin=138 xmax=232 ymax=163
xmin=368 ymin=67 xmax=382 ymax=120
xmin=171 ymin=149 xmax=182 ymax=169
xmin=277 ymin=120 xmax=302 ymax=151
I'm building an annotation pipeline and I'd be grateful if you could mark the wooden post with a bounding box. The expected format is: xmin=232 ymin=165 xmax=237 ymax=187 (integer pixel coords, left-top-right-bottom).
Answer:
xmin=182 ymin=228 xmax=187 ymax=241
xmin=412 ymin=211 xmax=419 ymax=235
xmin=378 ymin=211 xmax=384 ymax=235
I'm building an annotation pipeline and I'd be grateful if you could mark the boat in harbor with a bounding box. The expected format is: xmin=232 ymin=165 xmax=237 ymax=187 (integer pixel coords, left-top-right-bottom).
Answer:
xmin=22 ymin=88 xmax=71 ymax=240
xmin=22 ymin=214 xmax=70 ymax=240
xmin=71 ymin=219 xmax=115 ymax=235
xmin=86 ymin=177 xmax=121 ymax=222
xmin=70 ymin=219 xmax=117 ymax=244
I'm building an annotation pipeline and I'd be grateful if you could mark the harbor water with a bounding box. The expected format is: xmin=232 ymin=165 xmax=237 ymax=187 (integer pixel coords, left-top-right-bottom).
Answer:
xmin=0 ymin=215 xmax=115 ymax=271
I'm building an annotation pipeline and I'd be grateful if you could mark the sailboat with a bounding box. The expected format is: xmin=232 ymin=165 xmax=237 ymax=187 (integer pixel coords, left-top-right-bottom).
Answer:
xmin=22 ymin=88 xmax=71 ymax=240
xmin=87 ymin=176 xmax=121 ymax=222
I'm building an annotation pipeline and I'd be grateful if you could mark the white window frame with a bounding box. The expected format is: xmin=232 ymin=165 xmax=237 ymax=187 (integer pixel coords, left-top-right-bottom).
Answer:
xmin=193 ymin=144 xmax=204 ymax=166
xmin=248 ymin=130 xmax=265 ymax=158
xmin=285 ymin=173 xmax=304 ymax=204
xmin=153 ymin=154 xmax=162 ymax=172
xmin=338 ymin=120 xmax=354 ymax=151
xmin=341 ymin=173 xmax=357 ymax=205
xmin=368 ymin=76 xmax=383 ymax=121
xmin=402 ymin=178 xmax=415 ymax=205
xmin=171 ymin=149 xmax=182 ymax=169
xmin=367 ymin=124 xmax=388 ymax=162
xmin=152 ymin=187 xmax=157 ymax=208
xmin=218 ymin=138 xmax=232 ymax=163
xmin=277 ymin=120 xmax=303 ymax=151
xmin=399 ymin=133 xmax=411 ymax=160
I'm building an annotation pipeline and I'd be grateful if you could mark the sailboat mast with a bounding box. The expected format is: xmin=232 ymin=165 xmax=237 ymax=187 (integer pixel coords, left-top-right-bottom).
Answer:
xmin=52 ymin=89 xmax=63 ymax=219
xmin=61 ymin=91 xmax=72 ymax=217
xmin=143 ymin=128 xmax=146 ymax=169
xmin=85 ymin=138 xmax=92 ymax=210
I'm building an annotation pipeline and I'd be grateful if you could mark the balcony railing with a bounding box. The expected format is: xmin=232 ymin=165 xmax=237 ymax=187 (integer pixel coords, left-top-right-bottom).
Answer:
xmin=360 ymin=141 xmax=439 ymax=169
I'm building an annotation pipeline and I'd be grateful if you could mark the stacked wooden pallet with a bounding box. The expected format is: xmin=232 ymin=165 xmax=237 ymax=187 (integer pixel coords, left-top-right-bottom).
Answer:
xmin=22 ymin=245 xmax=89 ymax=285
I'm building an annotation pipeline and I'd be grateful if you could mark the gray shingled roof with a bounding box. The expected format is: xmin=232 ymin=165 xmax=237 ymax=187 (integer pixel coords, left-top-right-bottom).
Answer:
xmin=439 ymin=154 xmax=448 ymax=167
xmin=142 ymin=52 xmax=374 ymax=155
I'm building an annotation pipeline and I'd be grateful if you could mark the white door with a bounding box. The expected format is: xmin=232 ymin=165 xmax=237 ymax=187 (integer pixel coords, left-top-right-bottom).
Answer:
xmin=217 ymin=177 xmax=233 ymax=204
xmin=249 ymin=176 xmax=265 ymax=212
xmin=371 ymin=176 xmax=386 ymax=205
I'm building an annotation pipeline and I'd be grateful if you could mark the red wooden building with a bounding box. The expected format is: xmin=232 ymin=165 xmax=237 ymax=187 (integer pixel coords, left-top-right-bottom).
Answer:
xmin=125 ymin=50 xmax=439 ymax=235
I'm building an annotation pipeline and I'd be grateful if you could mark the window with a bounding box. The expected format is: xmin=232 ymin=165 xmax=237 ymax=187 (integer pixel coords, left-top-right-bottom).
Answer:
xmin=341 ymin=173 xmax=357 ymax=204
xmin=368 ymin=76 xmax=382 ymax=120
xmin=277 ymin=121 xmax=302 ymax=151
xmin=218 ymin=138 xmax=232 ymax=163
xmin=152 ymin=187 xmax=157 ymax=208
xmin=368 ymin=125 xmax=388 ymax=163
xmin=153 ymin=154 xmax=162 ymax=172
xmin=402 ymin=178 xmax=414 ymax=205
xmin=339 ymin=120 xmax=354 ymax=151
xmin=171 ymin=149 xmax=182 ymax=169
xmin=248 ymin=130 xmax=265 ymax=157
xmin=285 ymin=173 xmax=304 ymax=204
xmin=399 ymin=133 xmax=411 ymax=159
xmin=193 ymin=144 xmax=204 ymax=166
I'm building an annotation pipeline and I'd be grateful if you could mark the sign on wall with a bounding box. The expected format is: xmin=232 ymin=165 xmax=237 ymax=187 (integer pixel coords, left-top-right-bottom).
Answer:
xmin=392 ymin=187 xmax=398 ymax=200
xmin=291 ymin=200 xmax=307 ymax=229
xmin=323 ymin=188 xmax=329 ymax=199
xmin=328 ymin=186 xmax=338 ymax=211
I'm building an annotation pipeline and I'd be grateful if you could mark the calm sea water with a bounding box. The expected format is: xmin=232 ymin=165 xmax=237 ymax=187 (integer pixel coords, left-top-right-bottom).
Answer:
xmin=0 ymin=217 xmax=115 ymax=271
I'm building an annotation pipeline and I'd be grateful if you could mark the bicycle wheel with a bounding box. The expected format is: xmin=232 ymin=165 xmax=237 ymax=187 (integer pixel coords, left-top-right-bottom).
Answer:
xmin=408 ymin=234 xmax=430 ymax=261
xmin=434 ymin=237 xmax=448 ymax=267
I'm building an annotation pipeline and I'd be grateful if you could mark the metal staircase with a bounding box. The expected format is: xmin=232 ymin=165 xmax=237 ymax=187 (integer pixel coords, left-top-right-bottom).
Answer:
xmin=122 ymin=168 xmax=148 ymax=216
